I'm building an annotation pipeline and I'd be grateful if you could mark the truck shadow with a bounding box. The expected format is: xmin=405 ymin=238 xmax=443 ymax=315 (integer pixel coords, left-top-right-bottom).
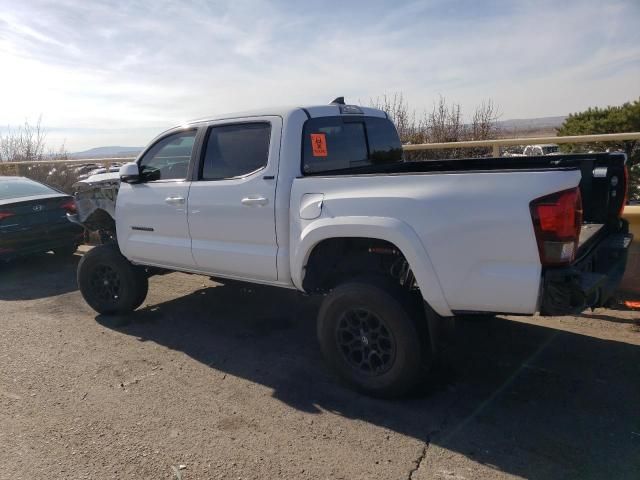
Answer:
xmin=96 ymin=282 xmax=640 ymax=480
xmin=0 ymin=252 xmax=80 ymax=300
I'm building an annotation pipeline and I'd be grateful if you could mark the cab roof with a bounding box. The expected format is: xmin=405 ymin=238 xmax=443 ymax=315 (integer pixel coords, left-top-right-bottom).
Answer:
xmin=184 ymin=103 xmax=387 ymax=127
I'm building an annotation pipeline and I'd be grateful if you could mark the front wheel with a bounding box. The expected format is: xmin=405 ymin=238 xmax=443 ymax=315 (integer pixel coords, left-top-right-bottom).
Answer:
xmin=77 ymin=244 xmax=148 ymax=315
xmin=317 ymin=279 xmax=431 ymax=398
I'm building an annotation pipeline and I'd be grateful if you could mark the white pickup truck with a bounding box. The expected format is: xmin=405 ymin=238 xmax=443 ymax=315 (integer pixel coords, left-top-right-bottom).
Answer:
xmin=71 ymin=100 xmax=632 ymax=397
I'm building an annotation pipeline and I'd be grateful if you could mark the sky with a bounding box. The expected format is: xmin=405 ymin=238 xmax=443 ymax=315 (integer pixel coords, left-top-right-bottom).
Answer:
xmin=0 ymin=0 xmax=639 ymax=151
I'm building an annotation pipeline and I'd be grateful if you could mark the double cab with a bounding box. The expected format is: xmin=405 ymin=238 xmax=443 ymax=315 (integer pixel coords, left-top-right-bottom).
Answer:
xmin=71 ymin=100 xmax=632 ymax=397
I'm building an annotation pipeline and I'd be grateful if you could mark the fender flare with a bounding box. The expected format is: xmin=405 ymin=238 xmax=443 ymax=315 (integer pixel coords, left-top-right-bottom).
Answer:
xmin=291 ymin=216 xmax=452 ymax=316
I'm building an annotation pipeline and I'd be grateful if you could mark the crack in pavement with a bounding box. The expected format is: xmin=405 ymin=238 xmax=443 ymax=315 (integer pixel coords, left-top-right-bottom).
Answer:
xmin=404 ymin=331 xmax=560 ymax=479
xmin=407 ymin=439 xmax=430 ymax=480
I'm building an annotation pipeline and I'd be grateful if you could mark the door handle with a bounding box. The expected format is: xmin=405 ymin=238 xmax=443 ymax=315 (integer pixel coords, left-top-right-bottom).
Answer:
xmin=165 ymin=196 xmax=185 ymax=205
xmin=241 ymin=196 xmax=268 ymax=207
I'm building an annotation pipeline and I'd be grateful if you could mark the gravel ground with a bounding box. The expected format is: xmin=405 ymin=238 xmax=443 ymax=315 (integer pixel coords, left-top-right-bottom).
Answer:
xmin=1 ymin=247 xmax=639 ymax=480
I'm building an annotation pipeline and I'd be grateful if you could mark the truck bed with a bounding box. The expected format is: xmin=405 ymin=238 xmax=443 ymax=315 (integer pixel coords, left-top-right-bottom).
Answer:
xmin=304 ymin=152 xmax=628 ymax=234
xmin=292 ymin=152 xmax=628 ymax=316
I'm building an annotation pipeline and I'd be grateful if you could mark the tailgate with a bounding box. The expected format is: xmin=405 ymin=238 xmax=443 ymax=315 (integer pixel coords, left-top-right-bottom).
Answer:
xmin=539 ymin=153 xmax=631 ymax=315
xmin=575 ymin=153 xmax=628 ymax=253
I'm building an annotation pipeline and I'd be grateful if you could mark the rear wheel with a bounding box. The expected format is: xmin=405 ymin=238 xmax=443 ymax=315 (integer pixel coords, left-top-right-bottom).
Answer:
xmin=77 ymin=244 xmax=148 ymax=315
xmin=317 ymin=279 xmax=431 ymax=398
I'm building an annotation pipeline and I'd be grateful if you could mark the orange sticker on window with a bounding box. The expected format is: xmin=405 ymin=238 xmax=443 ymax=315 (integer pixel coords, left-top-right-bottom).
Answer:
xmin=311 ymin=133 xmax=328 ymax=157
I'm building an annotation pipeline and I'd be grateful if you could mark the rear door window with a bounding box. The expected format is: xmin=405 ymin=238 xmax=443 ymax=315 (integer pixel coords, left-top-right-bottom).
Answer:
xmin=302 ymin=116 xmax=402 ymax=175
xmin=200 ymin=123 xmax=271 ymax=180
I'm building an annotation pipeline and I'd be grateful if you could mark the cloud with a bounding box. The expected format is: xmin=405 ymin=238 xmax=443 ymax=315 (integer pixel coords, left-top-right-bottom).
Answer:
xmin=0 ymin=0 xmax=638 ymax=150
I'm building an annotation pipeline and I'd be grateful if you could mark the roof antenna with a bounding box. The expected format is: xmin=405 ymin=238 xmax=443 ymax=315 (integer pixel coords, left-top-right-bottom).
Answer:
xmin=330 ymin=97 xmax=345 ymax=105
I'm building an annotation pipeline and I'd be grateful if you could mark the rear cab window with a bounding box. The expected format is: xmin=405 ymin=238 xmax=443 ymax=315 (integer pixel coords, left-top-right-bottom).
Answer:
xmin=302 ymin=116 xmax=402 ymax=175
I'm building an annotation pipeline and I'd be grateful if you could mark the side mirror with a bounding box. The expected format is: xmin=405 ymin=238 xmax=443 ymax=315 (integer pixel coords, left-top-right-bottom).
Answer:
xmin=120 ymin=162 xmax=140 ymax=183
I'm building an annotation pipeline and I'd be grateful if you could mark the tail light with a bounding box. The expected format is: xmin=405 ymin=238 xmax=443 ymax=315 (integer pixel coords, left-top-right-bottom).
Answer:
xmin=530 ymin=188 xmax=583 ymax=266
xmin=60 ymin=199 xmax=77 ymax=215
xmin=0 ymin=211 xmax=15 ymax=221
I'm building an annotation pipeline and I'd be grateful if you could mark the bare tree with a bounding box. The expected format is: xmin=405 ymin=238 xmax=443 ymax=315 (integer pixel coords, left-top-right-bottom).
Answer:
xmin=425 ymin=96 xmax=465 ymax=143
xmin=0 ymin=118 xmax=77 ymax=192
xmin=370 ymin=93 xmax=501 ymax=160
xmin=469 ymin=99 xmax=501 ymax=140
xmin=0 ymin=117 xmax=47 ymax=162
xmin=370 ymin=94 xmax=500 ymax=141
xmin=369 ymin=93 xmax=424 ymax=143
xmin=48 ymin=142 xmax=70 ymax=161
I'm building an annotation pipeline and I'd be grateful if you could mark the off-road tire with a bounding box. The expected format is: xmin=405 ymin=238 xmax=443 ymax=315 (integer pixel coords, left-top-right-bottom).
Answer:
xmin=78 ymin=244 xmax=148 ymax=315
xmin=317 ymin=279 xmax=430 ymax=398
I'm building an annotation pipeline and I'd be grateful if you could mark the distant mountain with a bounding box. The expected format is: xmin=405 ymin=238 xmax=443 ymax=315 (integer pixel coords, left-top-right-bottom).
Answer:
xmin=498 ymin=116 xmax=566 ymax=130
xmin=70 ymin=146 xmax=143 ymax=159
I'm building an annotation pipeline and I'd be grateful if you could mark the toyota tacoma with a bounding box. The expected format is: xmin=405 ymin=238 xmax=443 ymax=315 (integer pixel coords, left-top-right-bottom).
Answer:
xmin=70 ymin=99 xmax=632 ymax=397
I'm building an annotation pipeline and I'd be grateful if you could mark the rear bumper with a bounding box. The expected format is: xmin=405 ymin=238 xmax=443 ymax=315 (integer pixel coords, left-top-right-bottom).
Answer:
xmin=0 ymin=222 xmax=83 ymax=260
xmin=540 ymin=222 xmax=633 ymax=315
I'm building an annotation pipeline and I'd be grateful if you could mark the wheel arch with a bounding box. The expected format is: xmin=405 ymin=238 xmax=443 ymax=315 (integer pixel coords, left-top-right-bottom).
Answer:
xmin=80 ymin=208 xmax=117 ymax=244
xmin=291 ymin=216 xmax=452 ymax=316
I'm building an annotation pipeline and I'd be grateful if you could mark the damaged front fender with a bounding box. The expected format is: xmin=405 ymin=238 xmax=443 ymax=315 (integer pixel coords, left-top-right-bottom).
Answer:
xmin=69 ymin=172 xmax=120 ymax=231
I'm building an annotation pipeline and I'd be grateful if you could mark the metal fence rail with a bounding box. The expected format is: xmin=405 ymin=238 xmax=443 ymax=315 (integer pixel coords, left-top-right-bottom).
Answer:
xmin=403 ymin=132 xmax=640 ymax=156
